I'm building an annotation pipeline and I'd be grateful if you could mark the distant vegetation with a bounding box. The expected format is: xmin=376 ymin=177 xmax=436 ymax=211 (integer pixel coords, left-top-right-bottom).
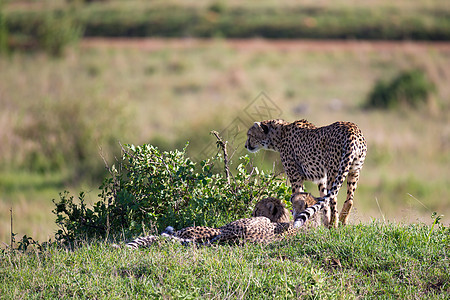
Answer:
xmin=365 ymin=69 xmax=436 ymax=110
xmin=2 ymin=0 xmax=450 ymax=55
xmin=2 ymin=5 xmax=82 ymax=56
xmin=0 ymin=4 xmax=8 ymax=53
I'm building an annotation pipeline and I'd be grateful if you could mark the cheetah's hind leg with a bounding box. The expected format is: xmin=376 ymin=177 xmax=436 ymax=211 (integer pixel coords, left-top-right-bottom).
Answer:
xmin=339 ymin=171 xmax=360 ymax=225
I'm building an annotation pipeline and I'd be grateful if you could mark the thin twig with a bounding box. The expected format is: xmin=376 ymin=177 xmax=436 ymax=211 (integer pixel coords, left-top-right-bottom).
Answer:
xmin=211 ymin=131 xmax=231 ymax=184
xmin=99 ymin=145 xmax=113 ymax=240
xmin=10 ymin=208 xmax=13 ymax=249
xmin=119 ymin=141 xmax=137 ymax=160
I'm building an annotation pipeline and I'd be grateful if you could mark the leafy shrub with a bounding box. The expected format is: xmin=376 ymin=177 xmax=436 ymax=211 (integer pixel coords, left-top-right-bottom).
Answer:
xmin=365 ymin=69 xmax=436 ymax=110
xmin=52 ymin=143 xmax=290 ymax=244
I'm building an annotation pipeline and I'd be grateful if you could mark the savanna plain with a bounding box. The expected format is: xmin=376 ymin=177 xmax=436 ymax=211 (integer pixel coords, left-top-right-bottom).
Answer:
xmin=0 ymin=0 xmax=450 ymax=299
xmin=1 ymin=39 xmax=449 ymax=244
xmin=1 ymin=39 xmax=449 ymax=298
xmin=1 ymin=1 xmax=450 ymax=296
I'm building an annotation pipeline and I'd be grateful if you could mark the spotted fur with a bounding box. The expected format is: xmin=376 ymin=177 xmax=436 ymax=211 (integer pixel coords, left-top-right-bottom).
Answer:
xmin=125 ymin=194 xmax=322 ymax=249
xmin=208 ymin=193 xmax=322 ymax=244
xmin=245 ymin=119 xmax=367 ymax=228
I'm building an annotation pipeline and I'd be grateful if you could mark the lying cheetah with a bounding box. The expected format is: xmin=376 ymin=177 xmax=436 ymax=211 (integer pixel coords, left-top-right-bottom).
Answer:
xmin=245 ymin=119 xmax=367 ymax=228
xmin=253 ymin=194 xmax=320 ymax=227
xmin=126 ymin=194 xmax=322 ymax=249
xmin=251 ymin=196 xmax=291 ymax=223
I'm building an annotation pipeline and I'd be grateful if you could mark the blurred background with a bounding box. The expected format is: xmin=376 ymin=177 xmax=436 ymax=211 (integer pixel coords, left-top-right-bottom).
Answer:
xmin=0 ymin=0 xmax=449 ymax=244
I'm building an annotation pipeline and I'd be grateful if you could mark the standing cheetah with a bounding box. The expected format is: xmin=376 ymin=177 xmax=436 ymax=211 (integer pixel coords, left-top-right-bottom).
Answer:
xmin=245 ymin=119 xmax=367 ymax=228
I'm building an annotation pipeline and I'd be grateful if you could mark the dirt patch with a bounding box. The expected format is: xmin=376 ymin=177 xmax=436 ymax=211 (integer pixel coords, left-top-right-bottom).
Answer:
xmin=81 ymin=38 xmax=450 ymax=53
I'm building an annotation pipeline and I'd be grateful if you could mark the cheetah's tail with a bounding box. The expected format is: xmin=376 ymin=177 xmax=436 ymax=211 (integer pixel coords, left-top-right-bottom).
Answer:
xmin=293 ymin=198 xmax=328 ymax=228
xmin=125 ymin=235 xmax=158 ymax=249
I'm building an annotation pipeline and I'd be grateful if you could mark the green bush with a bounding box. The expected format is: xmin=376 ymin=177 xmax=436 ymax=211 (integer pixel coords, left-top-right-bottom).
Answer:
xmin=52 ymin=143 xmax=290 ymax=244
xmin=365 ymin=69 xmax=436 ymax=110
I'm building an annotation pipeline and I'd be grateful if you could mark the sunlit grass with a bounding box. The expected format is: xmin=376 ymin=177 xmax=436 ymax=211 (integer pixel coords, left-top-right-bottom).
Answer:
xmin=0 ymin=171 xmax=97 ymax=244
xmin=1 ymin=222 xmax=448 ymax=298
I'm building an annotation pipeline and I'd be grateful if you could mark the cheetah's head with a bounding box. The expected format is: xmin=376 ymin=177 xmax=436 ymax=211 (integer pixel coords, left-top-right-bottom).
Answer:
xmin=245 ymin=119 xmax=286 ymax=153
xmin=252 ymin=197 xmax=291 ymax=223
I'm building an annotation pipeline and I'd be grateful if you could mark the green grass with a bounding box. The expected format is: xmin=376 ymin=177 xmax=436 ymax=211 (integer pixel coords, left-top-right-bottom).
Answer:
xmin=0 ymin=171 xmax=99 ymax=245
xmin=1 ymin=223 xmax=449 ymax=298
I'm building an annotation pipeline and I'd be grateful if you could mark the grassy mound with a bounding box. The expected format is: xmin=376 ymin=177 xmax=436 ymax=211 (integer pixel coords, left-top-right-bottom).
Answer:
xmin=1 ymin=222 xmax=448 ymax=298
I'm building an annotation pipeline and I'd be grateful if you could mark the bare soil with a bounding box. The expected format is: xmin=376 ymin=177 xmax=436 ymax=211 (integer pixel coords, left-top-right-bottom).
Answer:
xmin=81 ymin=38 xmax=450 ymax=53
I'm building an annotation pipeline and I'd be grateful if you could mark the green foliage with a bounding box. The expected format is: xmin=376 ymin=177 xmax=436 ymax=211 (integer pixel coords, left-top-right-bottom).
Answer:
xmin=365 ymin=69 xmax=436 ymax=110
xmin=53 ymin=191 xmax=108 ymax=243
xmin=1 ymin=222 xmax=449 ymax=298
xmin=78 ymin=5 xmax=450 ymax=40
xmin=52 ymin=143 xmax=290 ymax=244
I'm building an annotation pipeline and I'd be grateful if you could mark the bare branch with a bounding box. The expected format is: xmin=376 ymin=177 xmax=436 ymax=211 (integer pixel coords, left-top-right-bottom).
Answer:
xmin=10 ymin=208 xmax=14 ymax=249
xmin=211 ymin=131 xmax=231 ymax=185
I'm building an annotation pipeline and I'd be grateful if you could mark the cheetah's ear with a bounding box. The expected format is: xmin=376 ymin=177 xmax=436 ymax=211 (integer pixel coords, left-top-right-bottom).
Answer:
xmin=261 ymin=123 xmax=269 ymax=134
xmin=255 ymin=122 xmax=269 ymax=134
